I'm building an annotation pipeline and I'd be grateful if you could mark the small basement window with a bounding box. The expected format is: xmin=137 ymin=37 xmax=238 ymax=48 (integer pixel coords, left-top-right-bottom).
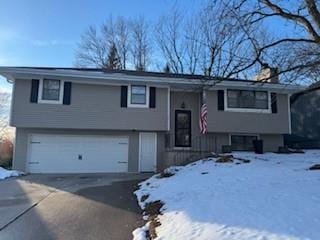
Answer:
xmin=39 ymin=79 xmax=63 ymax=103
xmin=231 ymin=135 xmax=258 ymax=151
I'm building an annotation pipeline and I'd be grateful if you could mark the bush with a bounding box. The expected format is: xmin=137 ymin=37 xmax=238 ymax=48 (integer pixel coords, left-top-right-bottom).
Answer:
xmin=0 ymin=157 xmax=12 ymax=169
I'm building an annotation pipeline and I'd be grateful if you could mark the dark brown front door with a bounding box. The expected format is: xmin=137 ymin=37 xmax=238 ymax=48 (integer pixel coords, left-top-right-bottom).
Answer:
xmin=175 ymin=110 xmax=191 ymax=147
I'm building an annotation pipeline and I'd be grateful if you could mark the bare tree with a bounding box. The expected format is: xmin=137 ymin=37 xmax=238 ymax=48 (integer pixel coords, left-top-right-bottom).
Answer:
xmin=115 ymin=17 xmax=130 ymax=69
xmin=154 ymin=3 xmax=261 ymax=78
xmin=75 ymin=26 xmax=109 ymax=68
xmin=131 ymin=17 xmax=151 ymax=71
xmin=223 ymin=0 xmax=320 ymax=83
xmin=155 ymin=9 xmax=186 ymax=74
xmin=76 ymin=16 xmax=130 ymax=69
xmin=0 ymin=92 xmax=11 ymax=141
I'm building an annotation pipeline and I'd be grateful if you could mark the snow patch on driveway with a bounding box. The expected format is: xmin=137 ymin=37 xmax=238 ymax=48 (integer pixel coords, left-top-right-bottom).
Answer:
xmin=134 ymin=151 xmax=320 ymax=240
xmin=0 ymin=167 xmax=23 ymax=180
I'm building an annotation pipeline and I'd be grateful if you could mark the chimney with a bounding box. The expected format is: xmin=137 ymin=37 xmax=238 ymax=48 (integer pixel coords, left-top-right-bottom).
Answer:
xmin=253 ymin=63 xmax=279 ymax=83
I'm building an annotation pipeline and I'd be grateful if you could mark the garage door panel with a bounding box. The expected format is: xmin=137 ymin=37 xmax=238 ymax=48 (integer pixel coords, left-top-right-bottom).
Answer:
xmin=28 ymin=134 xmax=129 ymax=173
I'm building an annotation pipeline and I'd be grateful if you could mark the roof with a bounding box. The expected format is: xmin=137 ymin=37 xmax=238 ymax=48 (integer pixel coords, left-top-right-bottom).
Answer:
xmin=0 ymin=66 xmax=305 ymax=93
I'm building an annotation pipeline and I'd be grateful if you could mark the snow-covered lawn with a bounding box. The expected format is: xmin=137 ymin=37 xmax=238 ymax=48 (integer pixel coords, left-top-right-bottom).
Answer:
xmin=134 ymin=151 xmax=320 ymax=240
xmin=0 ymin=167 xmax=23 ymax=180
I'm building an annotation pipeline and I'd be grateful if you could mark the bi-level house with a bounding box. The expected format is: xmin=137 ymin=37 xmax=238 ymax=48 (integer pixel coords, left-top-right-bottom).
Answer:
xmin=0 ymin=67 xmax=302 ymax=173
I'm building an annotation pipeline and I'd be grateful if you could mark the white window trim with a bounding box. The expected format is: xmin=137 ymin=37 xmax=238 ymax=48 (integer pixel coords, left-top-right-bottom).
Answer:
xmin=224 ymin=89 xmax=271 ymax=113
xmin=127 ymin=84 xmax=150 ymax=108
xmin=38 ymin=78 xmax=64 ymax=104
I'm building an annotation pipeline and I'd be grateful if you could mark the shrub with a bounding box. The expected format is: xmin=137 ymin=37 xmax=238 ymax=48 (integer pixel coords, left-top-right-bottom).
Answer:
xmin=0 ymin=156 xmax=12 ymax=169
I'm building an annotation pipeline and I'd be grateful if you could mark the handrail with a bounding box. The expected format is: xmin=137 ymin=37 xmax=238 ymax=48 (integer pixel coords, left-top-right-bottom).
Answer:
xmin=164 ymin=133 xmax=217 ymax=165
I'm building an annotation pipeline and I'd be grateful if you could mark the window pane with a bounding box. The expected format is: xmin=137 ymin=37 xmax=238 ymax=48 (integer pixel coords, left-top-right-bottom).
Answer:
xmin=175 ymin=111 xmax=191 ymax=147
xmin=227 ymin=90 xmax=240 ymax=108
xmin=131 ymin=86 xmax=146 ymax=94
xmin=231 ymin=135 xmax=257 ymax=151
xmin=227 ymin=90 xmax=268 ymax=110
xmin=228 ymin=90 xmax=239 ymax=98
xmin=228 ymin=99 xmax=239 ymax=108
xmin=42 ymin=79 xmax=60 ymax=101
xmin=131 ymin=94 xmax=146 ymax=104
xmin=256 ymin=91 xmax=267 ymax=100
xmin=131 ymin=85 xmax=146 ymax=104
xmin=255 ymin=100 xmax=268 ymax=109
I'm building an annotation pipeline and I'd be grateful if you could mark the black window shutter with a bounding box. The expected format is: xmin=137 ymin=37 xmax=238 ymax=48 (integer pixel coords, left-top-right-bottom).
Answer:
xmin=271 ymin=92 xmax=277 ymax=113
xmin=30 ymin=79 xmax=39 ymax=103
xmin=63 ymin=82 xmax=72 ymax=105
xmin=120 ymin=86 xmax=128 ymax=108
xmin=217 ymin=90 xmax=225 ymax=111
xmin=149 ymin=87 xmax=156 ymax=108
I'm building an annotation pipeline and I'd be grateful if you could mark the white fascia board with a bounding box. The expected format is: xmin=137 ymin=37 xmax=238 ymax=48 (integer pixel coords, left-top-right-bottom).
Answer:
xmin=0 ymin=67 xmax=305 ymax=94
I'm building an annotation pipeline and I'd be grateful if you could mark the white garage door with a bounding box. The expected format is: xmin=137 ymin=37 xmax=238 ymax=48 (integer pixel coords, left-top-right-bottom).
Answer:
xmin=28 ymin=134 xmax=129 ymax=173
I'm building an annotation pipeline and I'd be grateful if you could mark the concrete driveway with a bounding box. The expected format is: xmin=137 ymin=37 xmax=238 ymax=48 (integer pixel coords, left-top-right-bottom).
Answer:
xmin=0 ymin=173 xmax=151 ymax=240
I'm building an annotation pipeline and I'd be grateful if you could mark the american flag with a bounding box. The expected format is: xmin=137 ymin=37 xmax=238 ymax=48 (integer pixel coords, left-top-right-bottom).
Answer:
xmin=199 ymin=91 xmax=208 ymax=134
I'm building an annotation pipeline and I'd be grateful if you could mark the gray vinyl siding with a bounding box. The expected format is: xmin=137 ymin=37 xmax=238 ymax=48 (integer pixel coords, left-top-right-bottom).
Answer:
xmin=170 ymin=91 xmax=290 ymax=136
xmin=14 ymin=128 xmax=145 ymax=172
xmin=260 ymin=134 xmax=284 ymax=152
xmin=11 ymin=79 xmax=169 ymax=131
xmin=206 ymin=91 xmax=290 ymax=134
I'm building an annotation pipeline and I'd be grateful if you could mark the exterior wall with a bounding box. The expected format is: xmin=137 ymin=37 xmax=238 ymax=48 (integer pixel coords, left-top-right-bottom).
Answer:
xmin=260 ymin=134 xmax=283 ymax=152
xmin=13 ymin=128 xmax=158 ymax=173
xmin=169 ymin=91 xmax=200 ymax=139
xmin=161 ymin=133 xmax=282 ymax=170
xmin=291 ymin=89 xmax=320 ymax=141
xmin=11 ymin=79 xmax=169 ymax=131
xmin=206 ymin=91 xmax=290 ymax=134
xmin=169 ymin=90 xmax=288 ymax=143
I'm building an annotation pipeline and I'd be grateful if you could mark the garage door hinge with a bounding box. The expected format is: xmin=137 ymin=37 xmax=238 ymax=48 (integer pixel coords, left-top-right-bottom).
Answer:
xmin=118 ymin=161 xmax=128 ymax=164
xmin=30 ymin=141 xmax=41 ymax=144
xmin=118 ymin=142 xmax=128 ymax=145
xmin=29 ymin=162 xmax=39 ymax=164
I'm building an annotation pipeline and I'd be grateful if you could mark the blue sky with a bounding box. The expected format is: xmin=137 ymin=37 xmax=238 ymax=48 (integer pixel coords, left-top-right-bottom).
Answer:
xmin=0 ymin=0 xmax=202 ymax=92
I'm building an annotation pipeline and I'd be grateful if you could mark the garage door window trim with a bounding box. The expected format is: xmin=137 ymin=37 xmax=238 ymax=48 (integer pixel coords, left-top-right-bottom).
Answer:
xmin=38 ymin=78 xmax=64 ymax=104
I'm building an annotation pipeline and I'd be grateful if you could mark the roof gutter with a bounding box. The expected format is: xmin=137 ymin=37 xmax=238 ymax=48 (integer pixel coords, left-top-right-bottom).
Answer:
xmin=0 ymin=67 xmax=305 ymax=93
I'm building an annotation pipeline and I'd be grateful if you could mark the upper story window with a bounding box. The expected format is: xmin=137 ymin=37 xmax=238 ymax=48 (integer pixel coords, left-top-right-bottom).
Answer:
xmin=131 ymin=85 xmax=146 ymax=104
xmin=38 ymin=79 xmax=63 ymax=104
xmin=226 ymin=90 xmax=269 ymax=111
xmin=128 ymin=85 xmax=149 ymax=108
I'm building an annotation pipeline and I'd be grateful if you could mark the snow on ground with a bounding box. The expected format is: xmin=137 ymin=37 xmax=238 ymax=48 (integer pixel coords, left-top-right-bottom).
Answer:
xmin=134 ymin=150 xmax=320 ymax=240
xmin=0 ymin=167 xmax=23 ymax=180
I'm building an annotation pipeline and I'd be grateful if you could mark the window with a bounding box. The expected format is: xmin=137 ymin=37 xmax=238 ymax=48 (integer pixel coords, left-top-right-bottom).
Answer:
xmin=131 ymin=85 xmax=146 ymax=104
xmin=175 ymin=110 xmax=191 ymax=147
xmin=39 ymin=79 xmax=62 ymax=103
xmin=227 ymin=90 xmax=268 ymax=110
xmin=231 ymin=135 xmax=258 ymax=151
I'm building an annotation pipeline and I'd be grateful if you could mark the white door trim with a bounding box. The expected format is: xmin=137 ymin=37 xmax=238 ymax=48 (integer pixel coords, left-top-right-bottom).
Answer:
xmin=139 ymin=132 xmax=157 ymax=172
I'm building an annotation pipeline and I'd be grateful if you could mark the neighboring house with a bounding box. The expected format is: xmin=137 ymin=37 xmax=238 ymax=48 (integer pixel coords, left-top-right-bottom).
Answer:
xmin=0 ymin=67 xmax=302 ymax=173
xmin=288 ymin=81 xmax=320 ymax=148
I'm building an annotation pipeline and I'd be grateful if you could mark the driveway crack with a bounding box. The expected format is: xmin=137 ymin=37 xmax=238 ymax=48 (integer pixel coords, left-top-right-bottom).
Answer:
xmin=0 ymin=190 xmax=56 ymax=232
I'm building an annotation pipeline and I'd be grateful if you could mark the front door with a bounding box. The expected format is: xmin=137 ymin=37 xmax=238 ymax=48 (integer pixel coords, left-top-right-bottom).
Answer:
xmin=139 ymin=132 xmax=157 ymax=172
xmin=175 ymin=110 xmax=191 ymax=147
